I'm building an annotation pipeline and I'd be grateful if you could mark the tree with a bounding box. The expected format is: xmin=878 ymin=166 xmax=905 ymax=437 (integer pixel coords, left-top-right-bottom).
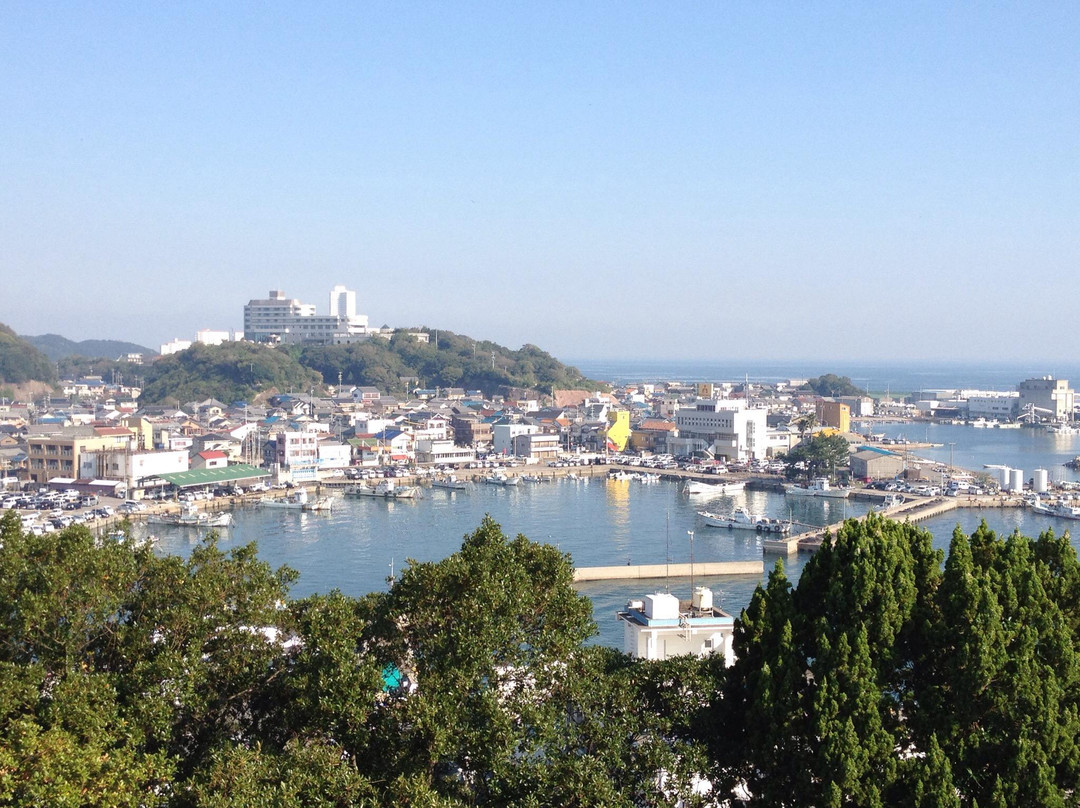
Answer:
xmin=781 ymin=432 xmax=851 ymax=481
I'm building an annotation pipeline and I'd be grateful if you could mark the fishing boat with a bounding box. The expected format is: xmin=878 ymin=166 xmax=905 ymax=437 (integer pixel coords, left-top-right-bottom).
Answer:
xmin=783 ymin=477 xmax=850 ymax=499
xmin=258 ymin=488 xmax=335 ymax=511
xmin=484 ymin=473 xmax=520 ymax=487
xmin=698 ymin=507 xmax=791 ymax=534
xmin=147 ymin=501 xmax=233 ymax=528
xmin=1030 ymin=497 xmax=1080 ymax=520
xmin=346 ymin=479 xmax=421 ymax=499
xmin=431 ymin=475 xmax=469 ymax=490
xmin=684 ymin=479 xmax=746 ymax=497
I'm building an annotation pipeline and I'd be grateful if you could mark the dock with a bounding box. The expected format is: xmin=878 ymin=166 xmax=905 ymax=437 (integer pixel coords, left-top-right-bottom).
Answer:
xmin=764 ymin=493 xmax=1030 ymax=554
xmin=573 ymin=560 xmax=763 ymax=583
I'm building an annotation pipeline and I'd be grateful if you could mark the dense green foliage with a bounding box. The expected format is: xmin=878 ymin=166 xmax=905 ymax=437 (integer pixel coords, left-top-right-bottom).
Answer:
xmin=139 ymin=342 xmax=323 ymax=404
xmin=0 ymin=323 xmax=57 ymax=385
xmin=21 ymin=332 xmax=155 ymax=362
xmin=804 ymin=374 xmax=865 ymax=397
xmin=298 ymin=329 xmax=605 ymax=398
xmin=4 ymin=509 xmax=1077 ymax=805
xmin=712 ymin=514 xmax=1080 ymax=806
xmin=781 ymin=432 xmax=852 ymax=481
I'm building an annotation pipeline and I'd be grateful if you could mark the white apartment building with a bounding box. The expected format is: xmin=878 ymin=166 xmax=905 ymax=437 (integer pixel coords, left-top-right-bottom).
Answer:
xmin=274 ymin=428 xmax=320 ymax=482
xmin=414 ymin=439 xmax=476 ymax=466
xmin=244 ymin=287 xmax=371 ymax=345
xmin=674 ymin=399 xmax=768 ymax=462
xmin=493 ymin=423 xmax=538 ymax=456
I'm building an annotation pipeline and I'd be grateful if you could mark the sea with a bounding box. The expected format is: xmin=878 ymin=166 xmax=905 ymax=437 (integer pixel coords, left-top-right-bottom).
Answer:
xmin=138 ymin=360 xmax=1080 ymax=649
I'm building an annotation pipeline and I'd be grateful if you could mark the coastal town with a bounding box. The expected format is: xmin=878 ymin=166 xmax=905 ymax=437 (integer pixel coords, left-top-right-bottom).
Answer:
xmin=2 ymin=286 xmax=1078 ymax=544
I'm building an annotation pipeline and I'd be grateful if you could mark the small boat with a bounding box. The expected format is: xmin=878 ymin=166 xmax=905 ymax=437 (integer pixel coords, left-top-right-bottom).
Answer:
xmin=258 ymin=489 xmax=335 ymax=511
xmin=520 ymin=474 xmax=544 ymax=483
xmin=698 ymin=507 xmax=791 ymax=534
xmin=346 ymin=479 xmax=421 ymax=499
xmin=484 ymin=473 xmax=520 ymax=487
xmin=431 ymin=475 xmax=469 ymax=490
xmin=684 ymin=479 xmax=747 ymax=497
xmin=783 ymin=478 xmax=850 ymax=499
xmin=147 ymin=502 xmax=234 ymax=528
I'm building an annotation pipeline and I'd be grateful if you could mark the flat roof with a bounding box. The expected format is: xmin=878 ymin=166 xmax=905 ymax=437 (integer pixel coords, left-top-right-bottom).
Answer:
xmin=155 ymin=464 xmax=270 ymax=488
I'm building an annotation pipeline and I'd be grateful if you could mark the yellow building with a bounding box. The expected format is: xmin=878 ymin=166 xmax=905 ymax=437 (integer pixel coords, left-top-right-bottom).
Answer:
xmin=815 ymin=401 xmax=851 ymax=433
xmin=604 ymin=410 xmax=632 ymax=453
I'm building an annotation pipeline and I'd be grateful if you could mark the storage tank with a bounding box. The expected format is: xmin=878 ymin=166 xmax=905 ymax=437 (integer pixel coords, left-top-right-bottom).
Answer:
xmin=1033 ymin=468 xmax=1049 ymax=494
xmin=1007 ymin=468 xmax=1025 ymax=493
xmin=997 ymin=467 xmax=1012 ymax=488
xmin=692 ymin=586 xmax=713 ymax=612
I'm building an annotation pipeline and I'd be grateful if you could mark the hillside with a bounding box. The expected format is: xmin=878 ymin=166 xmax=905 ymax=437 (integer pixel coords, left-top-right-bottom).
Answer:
xmin=139 ymin=342 xmax=323 ymax=404
xmin=296 ymin=329 xmax=606 ymax=398
xmin=0 ymin=324 xmax=57 ymax=386
xmin=22 ymin=333 xmax=156 ymax=362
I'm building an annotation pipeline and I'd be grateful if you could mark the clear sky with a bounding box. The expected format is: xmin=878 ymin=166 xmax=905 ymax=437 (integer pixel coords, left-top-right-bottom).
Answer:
xmin=2 ymin=3 xmax=1077 ymax=362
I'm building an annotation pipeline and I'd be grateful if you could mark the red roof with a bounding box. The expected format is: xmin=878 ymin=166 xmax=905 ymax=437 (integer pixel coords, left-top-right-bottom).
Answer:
xmin=198 ymin=450 xmax=228 ymax=460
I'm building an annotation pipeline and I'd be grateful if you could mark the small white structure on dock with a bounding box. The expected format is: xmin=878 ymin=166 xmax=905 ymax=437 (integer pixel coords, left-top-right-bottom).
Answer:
xmin=617 ymin=587 xmax=735 ymax=664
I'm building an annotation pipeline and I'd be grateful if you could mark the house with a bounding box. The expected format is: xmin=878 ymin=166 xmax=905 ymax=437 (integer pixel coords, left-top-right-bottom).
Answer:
xmin=191 ymin=450 xmax=229 ymax=470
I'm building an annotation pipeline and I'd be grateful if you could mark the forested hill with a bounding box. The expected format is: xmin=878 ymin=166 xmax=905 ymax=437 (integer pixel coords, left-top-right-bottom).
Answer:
xmin=295 ymin=329 xmax=606 ymax=397
xmin=0 ymin=323 xmax=57 ymax=385
xmin=137 ymin=330 xmax=605 ymax=404
xmin=22 ymin=333 xmax=156 ymax=362
xmin=139 ymin=342 xmax=323 ymax=405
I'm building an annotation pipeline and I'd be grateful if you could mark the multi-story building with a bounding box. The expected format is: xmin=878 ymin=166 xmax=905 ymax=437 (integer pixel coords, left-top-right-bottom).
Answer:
xmin=1018 ymin=377 xmax=1075 ymax=422
xmin=273 ymin=428 xmax=320 ymax=482
xmin=510 ymin=432 xmax=560 ymax=462
xmin=452 ymin=414 xmax=493 ymax=447
xmin=26 ymin=426 xmax=139 ymax=485
xmin=815 ymin=401 xmax=851 ymax=433
xmin=674 ymin=399 xmax=768 ymax=462
xmin=244 ymin=287 xmax=371 ymax=345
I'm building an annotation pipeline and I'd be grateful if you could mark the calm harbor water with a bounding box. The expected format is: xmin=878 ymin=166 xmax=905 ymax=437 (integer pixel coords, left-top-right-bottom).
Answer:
xmin=140 ymin=460 xmax=1080 ymax=649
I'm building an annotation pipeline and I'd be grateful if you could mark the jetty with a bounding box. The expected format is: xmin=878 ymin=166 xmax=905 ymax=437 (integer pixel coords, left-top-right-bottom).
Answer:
xmin=573 ymin=560 xmax=763 ymax=583
xmin=764 ymin=493 xmax=1029 ymax=554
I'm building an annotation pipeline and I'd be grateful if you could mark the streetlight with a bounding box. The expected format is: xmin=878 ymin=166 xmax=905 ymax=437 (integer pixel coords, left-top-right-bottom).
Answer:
xmin=687 ymin=530 xmax=695 ymax=597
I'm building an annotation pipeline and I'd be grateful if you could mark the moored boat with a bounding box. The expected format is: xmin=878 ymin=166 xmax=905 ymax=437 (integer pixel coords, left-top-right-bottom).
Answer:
xmin=684 ymin=479 xmax=747 ymax=497
xmin=698 ymin=507 xmax=791 ymax=534
xmin=258 ymin=488 xmax=335 ymax=511
xmin=147 ymin=502 xmax=233 ymax=528
xmin=783 ymin=477 xmax=850 ymax=499
xmin=431 ymin=475 xmax=469 ymax=490
xmin=484 ymin=473 xmax=520 ymax=487
xmin=346 ymin=479 xmax=421 ymax=499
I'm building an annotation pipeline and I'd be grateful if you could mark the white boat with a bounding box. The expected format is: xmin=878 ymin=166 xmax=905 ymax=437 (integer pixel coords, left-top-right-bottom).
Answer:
xmin=698 ymin=507 xmax=791 ymax=534
xmin=684 ymin=479 xmax=747 ymax=497
xmin=259 ymin=489 xmax=335 ymax=511
xmin=431 ymin=475 xmax=469 ymax=490
xmin=346 ymin=479 xmax=421 ymax=499
xmin=783 ymin=478 xmax=850 ymax=499
xmin=520 ymin=474 xmax=544 ymax=483
xmin=1030 ymin=498 xmax=1080 ymax=520
xmin=147 ymin=502 xmax=233 ymax=528
xmin=484 ymin=473 xmax=520 ymax=487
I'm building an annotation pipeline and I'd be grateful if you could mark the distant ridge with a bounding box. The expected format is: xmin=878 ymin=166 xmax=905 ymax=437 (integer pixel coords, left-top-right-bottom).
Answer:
xmin=21 ymin=333 xmax=157 ymax=362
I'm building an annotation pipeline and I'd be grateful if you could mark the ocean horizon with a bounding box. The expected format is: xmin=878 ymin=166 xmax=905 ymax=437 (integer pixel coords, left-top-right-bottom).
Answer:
xmin=567 ymin=358 xmax=1080 ymax=396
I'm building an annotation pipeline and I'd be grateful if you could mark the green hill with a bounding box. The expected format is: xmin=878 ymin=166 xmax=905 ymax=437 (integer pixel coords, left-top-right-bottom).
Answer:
xmin=22 ymin=333 xmax=156 ymax=362
xmin=0 ymin=324 xmax=57 ymax=385
xmin=296 ymin=329 xmax=606 ymax=398
xmin=139 ymin=342 xmax=322 ymax=404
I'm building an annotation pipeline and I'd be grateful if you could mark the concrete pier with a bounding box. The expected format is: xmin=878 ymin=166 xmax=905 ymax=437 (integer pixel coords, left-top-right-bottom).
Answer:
xmin=573 ymin=560 xmax=763 ymax=583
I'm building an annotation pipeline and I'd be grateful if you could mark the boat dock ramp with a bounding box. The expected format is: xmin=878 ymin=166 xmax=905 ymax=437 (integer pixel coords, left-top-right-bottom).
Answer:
xmin=764 ymin=494 xmax=1028 ymax=554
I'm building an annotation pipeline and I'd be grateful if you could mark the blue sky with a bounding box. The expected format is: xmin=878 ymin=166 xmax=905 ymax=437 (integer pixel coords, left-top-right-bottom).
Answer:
xmin=2 ymin=3 xmax=1077 ymax=362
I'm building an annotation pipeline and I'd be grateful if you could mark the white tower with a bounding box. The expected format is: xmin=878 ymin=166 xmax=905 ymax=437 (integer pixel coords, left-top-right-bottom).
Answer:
xmin=329 ymin=285 xmax=356 ymax=319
